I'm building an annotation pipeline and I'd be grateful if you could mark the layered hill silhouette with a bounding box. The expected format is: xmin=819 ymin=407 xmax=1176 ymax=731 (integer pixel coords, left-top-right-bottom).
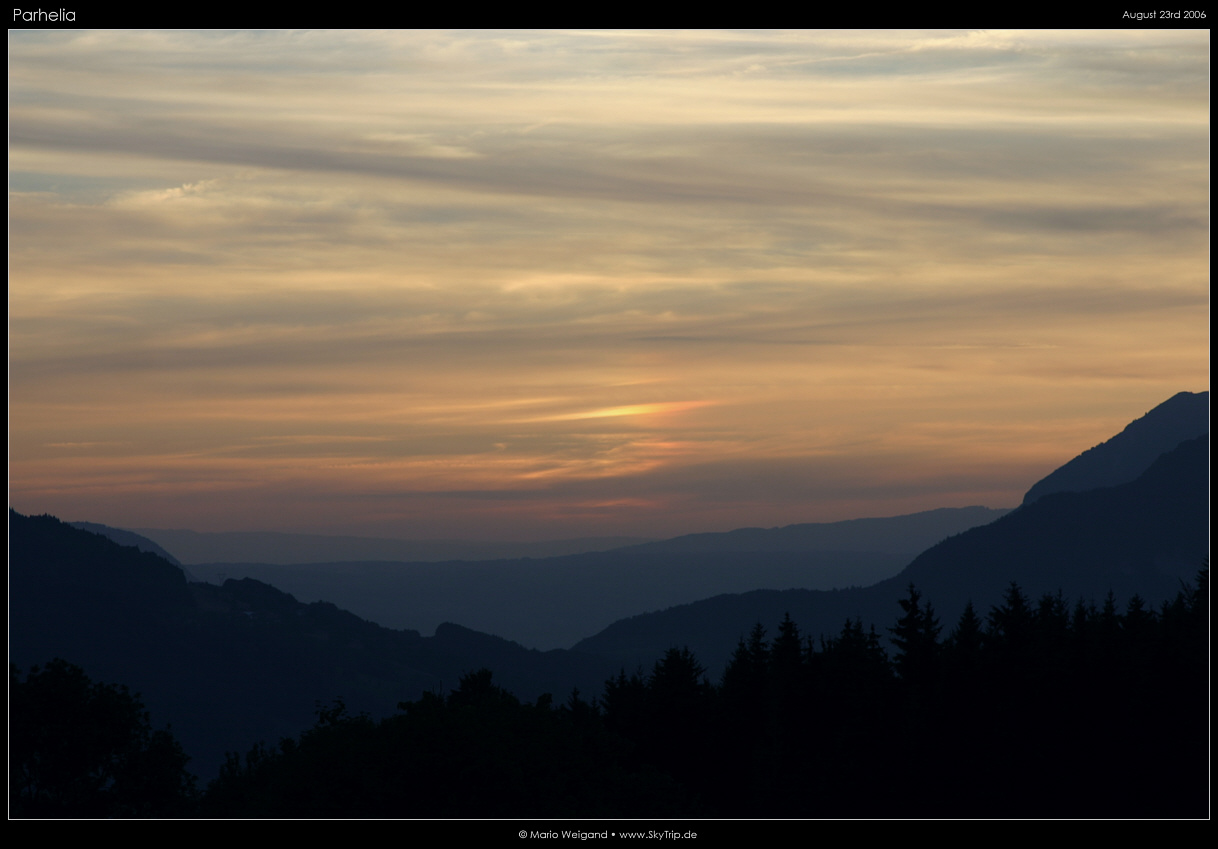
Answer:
xmin=4 ymin=505 xmax=1005 ymax=778
xmin=127 ymin=528 xmax=658 ymax=565
xmin=180 ymin=506 xmax=1007 ymax=649
xmin=574 ymin=408 xmax=1209 ymax=675
xmin=10 ymin=390 xmax=1208 ymax=789
xmin=8 ymin=511 xmax=619 ymax=780
xmin=619 ymin=506 xmax=1009 ymax=555
xmin=1023 ymin=390 xmax=1207 ymax=504
xmin=65 ymin=521 xmax=185 ymax=567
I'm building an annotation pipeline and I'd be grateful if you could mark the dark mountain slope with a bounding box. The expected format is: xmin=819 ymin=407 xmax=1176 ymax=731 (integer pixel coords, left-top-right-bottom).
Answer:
xmin=1023 ymin=390 xmax=1207 ymax=504
xmin=67 ymin=520 xmax=185 ymax=567
xmin=894 ymin=433 xmax=1207 ymax=605
xmin=574 ymin=434 xmax=1208 ymax=676
xmin=8 ymin=511 xmax=617 ymax=780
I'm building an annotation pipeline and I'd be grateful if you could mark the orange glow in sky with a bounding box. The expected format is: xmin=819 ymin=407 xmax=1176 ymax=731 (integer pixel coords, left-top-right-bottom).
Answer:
xmin=9 ymin=30 xmax=1209 ymax=540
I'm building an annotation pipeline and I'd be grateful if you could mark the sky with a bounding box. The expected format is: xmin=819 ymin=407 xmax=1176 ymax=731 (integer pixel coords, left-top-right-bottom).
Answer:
xmin=8 ymin=30 xmax=1209 ymax=542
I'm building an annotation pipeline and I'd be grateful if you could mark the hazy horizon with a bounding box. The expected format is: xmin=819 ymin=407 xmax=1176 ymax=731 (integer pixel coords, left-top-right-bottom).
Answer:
xmin=124 ymin=502 xmax=1015 ymax=545
xmin=10 ymin=30 xmax=1209 ymax=541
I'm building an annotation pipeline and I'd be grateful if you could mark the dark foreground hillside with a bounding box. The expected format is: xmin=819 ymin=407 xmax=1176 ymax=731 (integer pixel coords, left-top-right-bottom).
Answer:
xmin=197 ymin=570 xmax=1207 ymax=818
xmin=16 ymin=569 xmax=1202 ymax=818
xmin=9 ymin=393 xmax=1209 ymax=817
xmin=8 ymin=510 xmax=618 ymax=781
xmin=9 ymin=505 xmax=1208 ymax=817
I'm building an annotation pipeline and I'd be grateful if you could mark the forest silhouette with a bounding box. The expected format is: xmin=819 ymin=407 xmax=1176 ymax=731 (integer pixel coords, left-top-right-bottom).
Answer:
xmin=9 ymin=392 xmax=1209 ymax=818
xmin=13 ymin=568 xmax=1206 ymax=817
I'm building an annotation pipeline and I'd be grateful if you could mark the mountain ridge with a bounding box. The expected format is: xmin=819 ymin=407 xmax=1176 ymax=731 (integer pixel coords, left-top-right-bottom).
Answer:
xmin=126 ymin=529 xmax=659 ymax=566
xmin=573 ymin=430 xmax=1208 ymax=675
xmin=178 ymin=506 xmax=1009 ymax=649
xmin=8 ymin=509 xmax=619 ymax=780
xmin=1022 ymin=389 xmax=1207 ymax=504
xmin=10 ymin=390 xmax=1209 ymax=782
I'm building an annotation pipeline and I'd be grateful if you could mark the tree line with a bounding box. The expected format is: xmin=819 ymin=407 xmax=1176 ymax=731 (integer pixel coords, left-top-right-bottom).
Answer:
xmin=11 ymin=569 xmax=1207 ymax=818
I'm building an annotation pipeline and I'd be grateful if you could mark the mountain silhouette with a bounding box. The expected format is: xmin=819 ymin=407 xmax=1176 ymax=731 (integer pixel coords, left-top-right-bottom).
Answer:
xmin=617 ymin=506 xmax=1009 ymax=556
xmin=67 ymin=521 xmax=185 ymax=567
xmin=10 ymin=392 xmax=1208 ymax=785
xmin=8 ymin=510 xmax=617 ymax=780
xmin=574 ymin=427 xmax=1208 ymax=676
xmin=179 ymin=507 xmax=1006 ymax=650
xmin=1022 ymin=390 xmax=1207 ymax=504
xmin=127 ymin=528 xmax=657 ymax=565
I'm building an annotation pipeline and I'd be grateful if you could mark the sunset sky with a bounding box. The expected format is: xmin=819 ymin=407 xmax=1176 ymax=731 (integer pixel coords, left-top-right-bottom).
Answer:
xmin=9 ymin=30 xmax=1209 ymax=541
